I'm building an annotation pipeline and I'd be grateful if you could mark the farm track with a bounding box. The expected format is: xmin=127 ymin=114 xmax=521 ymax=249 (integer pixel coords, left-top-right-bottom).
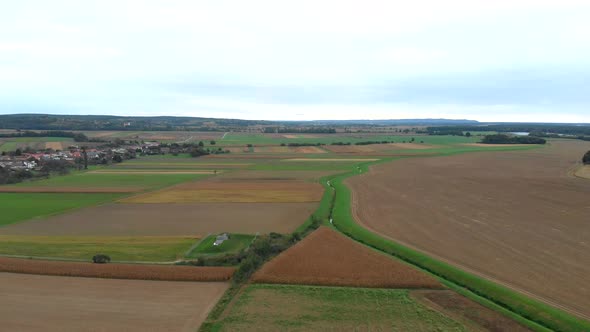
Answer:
xmin=346 ymin=139 xmax=590 ymax=320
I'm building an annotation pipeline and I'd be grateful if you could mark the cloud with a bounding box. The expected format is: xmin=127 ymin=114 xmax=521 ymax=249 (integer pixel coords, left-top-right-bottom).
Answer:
xmin=0 ymin=0 xmax=589 ymax=121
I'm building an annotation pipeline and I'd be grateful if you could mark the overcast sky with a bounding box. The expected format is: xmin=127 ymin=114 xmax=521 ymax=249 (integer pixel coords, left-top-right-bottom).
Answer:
xmin=1 ymin=1 xmax=589 ymax=122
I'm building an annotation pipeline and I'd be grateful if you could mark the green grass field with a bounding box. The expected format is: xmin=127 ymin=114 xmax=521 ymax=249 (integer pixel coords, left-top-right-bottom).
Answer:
xmin=186 ymin=234 xmax=255 ymax=258
xmin=207 ymin=284 xmax=467 ymax=331
xmin=0 ymin=193 xmax=124 ymax=227
xmin=15 ymin=172 xmax=208 ymax=190
xmin=0 ymin=235 xmax=197 ymax=262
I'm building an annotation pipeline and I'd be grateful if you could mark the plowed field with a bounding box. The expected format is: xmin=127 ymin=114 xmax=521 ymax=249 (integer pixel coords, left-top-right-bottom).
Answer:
xmin=0 ymin=272 xmax=228 ymax=332
xmin=121 ymin=180 xmax=323 ymax=203
xmin=0 ymin=256 xmax=234 ymax=281
xmin=347 ymin=139 xmax=590 ymax=318
xmin=252 ymin=227 xmax=441 ymax=288
xmin=0 ymin=203 xmax=317 ymax=235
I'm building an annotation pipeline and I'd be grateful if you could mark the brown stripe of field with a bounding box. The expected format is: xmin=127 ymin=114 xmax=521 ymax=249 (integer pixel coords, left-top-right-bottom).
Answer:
xmin=0 ymin=273 xmax=229 ymax=332
xmin=252 ymin=227 xmax=441 ymax=288
xmin=88 ymin=170 xmax=217 ymax=174
xmin=0 ymin=256 xmax=234 ymax=281
xmin=120 ymin=180 xmax=324 ymax=203
xmin=0 ymin=203 xmax=318 ymax=236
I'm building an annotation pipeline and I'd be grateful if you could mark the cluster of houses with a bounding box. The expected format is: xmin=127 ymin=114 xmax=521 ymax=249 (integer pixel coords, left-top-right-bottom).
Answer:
xmin=0 ymin=141 xmax=167 ymax=172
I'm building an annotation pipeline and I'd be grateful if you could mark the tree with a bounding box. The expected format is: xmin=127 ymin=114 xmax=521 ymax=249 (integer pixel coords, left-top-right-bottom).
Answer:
xmin=583 ymin=150 xmax=590 ymax=165
xmin=210 ymin=140 xmax=216 ymax=145
xmin=465 ymin=132 xmax=472 ymax=137
xmin=198 ymin=141 xmax=204 ymax=147
xmin=81 ymin=146 xmax=88 ymax=170
xmin=15 ymin=148 xmax=22 ymax=156
xmin=92 ymin=254 xmax=111 ymax=264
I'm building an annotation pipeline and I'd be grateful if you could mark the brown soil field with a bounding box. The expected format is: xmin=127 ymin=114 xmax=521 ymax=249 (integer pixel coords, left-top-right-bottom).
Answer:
xmin=323 ymin=143 xmax=434 ymax=153
xmin=121 ymin=180 xmax=323 ymax=203
xmin=282 ymin=134 xmax=299 ymax=138
xmin=252 ymin=227 xmax=441 ymax=288
xmin=0 ymin=186 xmax=140 ymax=193
xmin=254 ymin=146 xmax=291 ymax=153
xmin=574 ymin=165 xmax=590 ymax=179
xmin=89 ymin=170 xmax=215 ymax=174
xmin=284 ymin=158 xmax=379 ymax=161
xmin=218 ymin=170 xmax=338 ymax=182
xmin=0 ymin=257 xmax=234 ymax=281
xmin=411 ymin=290 xmax=532 ymax=331
xmin=44 ymin=142 xmax=64 ymax=150
xmin=0 ymin=202 xmax=317 ymax=236
xmin=0 ymin=272 xmax=228 ymax=332
xmin=347 ymin=139 xmax=590 ymax=318
xmin=462 ymin=143 xmax=533 ymax=147
xmin=291 ymin=146 xmax=326 ymax=153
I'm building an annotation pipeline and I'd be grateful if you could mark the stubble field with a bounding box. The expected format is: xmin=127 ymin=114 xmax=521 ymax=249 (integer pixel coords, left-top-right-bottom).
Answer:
xmin=347 ymin=139 xmax=590 ymax=318
xmin=0 ymin=272 xmax=228 ymax=332
xmin=252 ymin=227 xmax=441 ymax=288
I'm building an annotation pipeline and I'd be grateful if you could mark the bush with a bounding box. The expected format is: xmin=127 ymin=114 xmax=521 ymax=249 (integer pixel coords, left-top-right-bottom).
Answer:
xmin=92 ymin=254 xmax=111 ymax=264
xmin=583 ymin=151 xmax=590 ymax=164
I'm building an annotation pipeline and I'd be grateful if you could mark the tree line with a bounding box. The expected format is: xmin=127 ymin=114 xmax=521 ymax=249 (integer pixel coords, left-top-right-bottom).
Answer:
xmin=481 ymin=134 xmax=546 ymax=144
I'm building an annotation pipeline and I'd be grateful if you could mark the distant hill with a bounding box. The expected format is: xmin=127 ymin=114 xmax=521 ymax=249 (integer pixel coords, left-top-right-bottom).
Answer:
xmin=0 ymin=114 xmax=479 ymax=131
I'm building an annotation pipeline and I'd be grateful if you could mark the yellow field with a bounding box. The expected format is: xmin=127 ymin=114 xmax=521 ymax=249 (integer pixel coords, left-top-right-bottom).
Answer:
xmin=575 ymin=165 xmax=590 ymax=179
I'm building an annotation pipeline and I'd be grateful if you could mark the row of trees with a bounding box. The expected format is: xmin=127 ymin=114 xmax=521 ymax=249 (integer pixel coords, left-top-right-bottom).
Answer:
xmin=0 ymin=130 xmax=93 ymax=142
xmin=481 ymin=134 xmax=546 ymax=144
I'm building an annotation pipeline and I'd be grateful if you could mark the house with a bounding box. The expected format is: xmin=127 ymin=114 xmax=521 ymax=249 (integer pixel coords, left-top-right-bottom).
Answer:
xmin=213 ymin=233 xmax=230 ymax=246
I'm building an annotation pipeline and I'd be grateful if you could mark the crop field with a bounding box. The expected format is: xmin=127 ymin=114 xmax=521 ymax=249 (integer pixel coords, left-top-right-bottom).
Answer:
xmin=0 ymin=202 xmax=318 ymax=236
xmin=411 ymin=290 xmax=531 ymax=332
xmin=1 ymin=172 xmax=207 ymax=193
xmin=0 ymin=193 xmax=124 ymax=226
xmin=0 ymin=256 xmax=235 ymax=281
xmin=210 ymin=284 xmax=469 ymax=331
xmin=0 ymin=235 xmax=197 ymax=262
xmin=0 ymin=272 xmax=229 ymax=332
xmin=574 ymin=165 xmax=590 ymax=179
xmin=121 ymin=179 xmax=324 ymax=203
xmin=346 ymin=139 xmax=590 ymax=318
xmin=252 ymin=227 xmax=441 ymax=288
xmin=0 ymin=137 xmax=73 ymax=152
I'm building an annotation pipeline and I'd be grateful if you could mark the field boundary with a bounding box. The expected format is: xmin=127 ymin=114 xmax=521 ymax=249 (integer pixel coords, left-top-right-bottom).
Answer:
xmin=326 ymin=148 xmax=590 ymax=332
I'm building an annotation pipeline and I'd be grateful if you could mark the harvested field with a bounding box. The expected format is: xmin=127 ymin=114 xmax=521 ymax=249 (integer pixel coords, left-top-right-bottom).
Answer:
xmin=254 ymin=146 xmax=291 ymax=153
xmin=0 ymin=186 xmax=139 ymax=193
xmin=412 ymin=290 xmax=531 ymax=332
xmin=283 ymin=158 xmax=379 ymax=161
xmin=574 ymin=165 xmax=590 ymax=179
xmin=291 ymin=146 xmax=326 ymax=153
xmin=213 ymin=284 xmax=466 ymax=331
xmin=323 ymin=143 xmax=434 ymax=153
xmin=0 ymin=272 xmax=228 ymax=332
xmin=0 ymin=203 xmax=317 ymax=236
xmin=89 ymin=170 xmax=216 ymax=174
xmin=121 ymin=180 xmax=324 ymax=203
xmin=217 ymin=170 xmax=338 ymax=182
xmin=252 ymin=227 xmax=441 ymax=288
xmin=44 ymin=141 xmax=64 ymax=150
xmin=0 ymin=256 xmax=234 ymax=281
xmin=462 ymin=143 xmax=533 ymax=147
xmin=347 ymin=139 xmax=590 ymax=318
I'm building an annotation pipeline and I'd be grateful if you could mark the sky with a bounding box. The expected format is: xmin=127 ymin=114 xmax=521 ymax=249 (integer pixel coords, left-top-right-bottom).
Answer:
xmin=0 ymin=0 xmax=589 ymax=122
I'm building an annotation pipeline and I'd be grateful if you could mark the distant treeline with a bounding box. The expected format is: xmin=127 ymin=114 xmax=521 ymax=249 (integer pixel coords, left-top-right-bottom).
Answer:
xmin=0 ymin=130 xmax=92 ymax=142
xmin=0 ymin=114 xmax=271 ymax=131
xmin=264 ymin=127 xmax=336 ymax=134
xmin=481 ymin=134 xmax=546 ymax=144
xmin=428 ymin=124 xmax=590 ymax=136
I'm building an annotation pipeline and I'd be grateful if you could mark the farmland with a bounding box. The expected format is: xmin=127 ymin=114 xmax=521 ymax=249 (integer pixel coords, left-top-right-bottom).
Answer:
xmin=0 ymin=129 xmax=580 ymax=331
xmin=0 ymin=273 xmax=228 ymax=332
xmin=0 ymin=193 xmax=124 ymax=226
xmin=0 ymin=235 xmax=197 ymax=262
xmin=252 ymin=227 xmax=441 ymax=288
xmin=0 ymin=202 xmax=319 ymax=236
xmin=209 ymin=284 xmax=529 ymax=331
xmin=346 ymin=139 xmax=590 ymax=318
xmin=0 ymin=257 xmax=235 ymax=281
